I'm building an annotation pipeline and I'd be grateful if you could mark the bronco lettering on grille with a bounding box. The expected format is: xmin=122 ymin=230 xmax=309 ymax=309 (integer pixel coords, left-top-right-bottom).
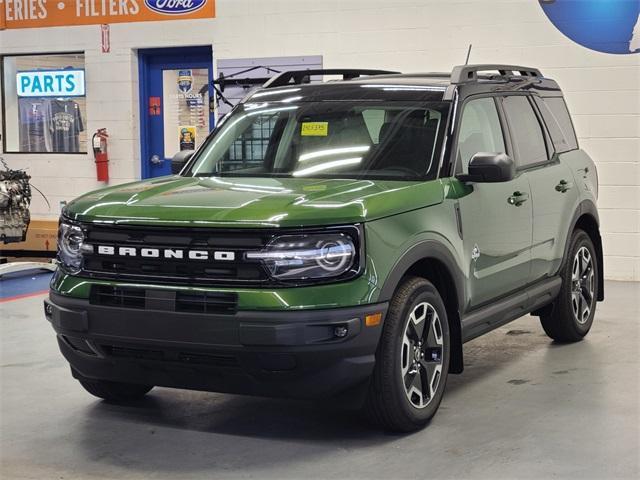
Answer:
xmin=95 ymin=245 xmax=235 ymax=261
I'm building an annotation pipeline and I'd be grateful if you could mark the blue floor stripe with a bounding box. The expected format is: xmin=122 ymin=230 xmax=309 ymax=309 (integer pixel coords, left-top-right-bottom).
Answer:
xmin=0 ymin=272 xmax=53 ymax=299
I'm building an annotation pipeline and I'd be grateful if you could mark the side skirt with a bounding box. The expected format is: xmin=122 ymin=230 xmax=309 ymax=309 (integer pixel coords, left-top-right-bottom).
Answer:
xmin=461 ymin=276 xmax=561 ymax=343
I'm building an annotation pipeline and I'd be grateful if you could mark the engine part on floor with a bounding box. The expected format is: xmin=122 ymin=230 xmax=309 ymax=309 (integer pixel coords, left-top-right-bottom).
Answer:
xmin=0 ymin=158 xmax=32 ymax=244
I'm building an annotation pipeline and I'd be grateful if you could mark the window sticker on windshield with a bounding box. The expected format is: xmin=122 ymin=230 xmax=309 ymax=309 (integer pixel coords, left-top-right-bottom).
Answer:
xmin=301 ymin=122 xmax=328 ymax=136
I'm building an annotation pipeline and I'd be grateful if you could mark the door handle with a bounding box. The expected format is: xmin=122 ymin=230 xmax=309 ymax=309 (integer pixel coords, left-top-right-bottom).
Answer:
xmin=150 ymin=155 xmax=164 ymax=165
xmin=507 ymin=191 xmax=529 ymax=206
xmin=555 ymin=179 xmax=573 ymax=192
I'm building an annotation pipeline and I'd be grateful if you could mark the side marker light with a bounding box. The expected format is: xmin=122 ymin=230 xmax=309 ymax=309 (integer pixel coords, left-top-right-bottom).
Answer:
xmin=365 ymin=312 xmax=382 ymax=327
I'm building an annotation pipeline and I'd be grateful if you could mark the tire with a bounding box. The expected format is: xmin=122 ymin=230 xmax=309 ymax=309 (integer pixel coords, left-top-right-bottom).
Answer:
xmin=364 ymin=276 xmax=450 ymax=432
xmin=75 ymin=372 xmax=153 ymax=402
xmin=540 ymin=229 xmax=598 ymax=342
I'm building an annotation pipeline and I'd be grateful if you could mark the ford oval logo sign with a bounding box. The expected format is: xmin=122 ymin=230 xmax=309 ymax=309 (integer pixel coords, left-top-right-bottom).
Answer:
xmin=145 ymin=0 xmax=206 ymax=15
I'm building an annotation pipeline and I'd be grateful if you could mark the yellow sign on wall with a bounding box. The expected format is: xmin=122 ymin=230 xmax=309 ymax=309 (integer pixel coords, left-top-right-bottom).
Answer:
xmin=0 ymin=0 xmax=215 ymax=29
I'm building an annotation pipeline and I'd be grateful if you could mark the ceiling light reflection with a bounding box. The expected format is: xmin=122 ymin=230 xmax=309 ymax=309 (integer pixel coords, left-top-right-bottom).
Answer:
xmin=299 ymin=145 xmax=370 ymax=162
xmin=251 ymin=88 xmax=301 ymax=98
xmin=293 ymin=157 xmax=362 ymax=177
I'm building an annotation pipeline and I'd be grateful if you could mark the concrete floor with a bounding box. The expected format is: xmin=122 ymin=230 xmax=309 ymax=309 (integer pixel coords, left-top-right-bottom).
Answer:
xmin=1 ymin=281 xmax=638 ymax=480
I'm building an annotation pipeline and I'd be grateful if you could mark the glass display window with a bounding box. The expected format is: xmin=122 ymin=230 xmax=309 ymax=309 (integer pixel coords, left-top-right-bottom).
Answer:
xmin=2 ymin=53 xmax=86 ymax=153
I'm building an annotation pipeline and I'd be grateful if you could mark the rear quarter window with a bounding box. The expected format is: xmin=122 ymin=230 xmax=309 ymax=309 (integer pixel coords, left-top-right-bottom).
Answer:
xmin=534 ymin=96 xmax=579 ymax=153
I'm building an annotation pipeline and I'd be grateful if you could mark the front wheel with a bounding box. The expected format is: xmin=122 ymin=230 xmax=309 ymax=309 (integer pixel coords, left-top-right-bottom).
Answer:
xmin=364 ymin=276 xmax=450 ymax=432
xmin=540 ymin=229 xmax=598 ymax=342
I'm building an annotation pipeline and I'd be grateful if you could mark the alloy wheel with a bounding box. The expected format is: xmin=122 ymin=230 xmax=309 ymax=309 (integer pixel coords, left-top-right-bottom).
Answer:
xmin=400 ymin=302 xmax=444 ymax=409
xmin=571 ymin=246 xmax=595 ymax=324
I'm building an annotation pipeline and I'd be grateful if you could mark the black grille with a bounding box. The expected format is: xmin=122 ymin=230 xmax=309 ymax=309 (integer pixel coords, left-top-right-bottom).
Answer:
xmin=90 ymin=285 xmax=146 ymax=309
xmin=175 ymin=291 xmax=238 ymax=314
xmin=102 ymin=344 xmax=164 ymax=361
xmin=100 ymin=344 xmax=239 ymax=367
xmin=80 ymin=224 xmax=273 ymax=287
xmin=90 ymin=285 xmax=238 ymax=314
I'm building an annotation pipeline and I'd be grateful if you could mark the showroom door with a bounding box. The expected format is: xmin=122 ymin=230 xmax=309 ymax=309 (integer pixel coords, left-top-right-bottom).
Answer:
xmin=139 ymin=47 xmax=214 ymax=179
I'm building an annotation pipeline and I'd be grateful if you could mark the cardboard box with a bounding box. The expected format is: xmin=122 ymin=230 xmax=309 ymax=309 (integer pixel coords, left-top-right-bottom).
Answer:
xmin=1 ymin=219 xmax=57 ymax=252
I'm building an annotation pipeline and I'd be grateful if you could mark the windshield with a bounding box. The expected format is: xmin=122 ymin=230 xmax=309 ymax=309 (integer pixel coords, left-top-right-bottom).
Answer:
xmin=186 ymin=100 xmax=450 ymax=181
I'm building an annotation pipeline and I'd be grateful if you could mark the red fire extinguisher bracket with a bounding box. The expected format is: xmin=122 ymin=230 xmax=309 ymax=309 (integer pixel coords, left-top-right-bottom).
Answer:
xmin=92 ymin=128 xmax=110 ymax=182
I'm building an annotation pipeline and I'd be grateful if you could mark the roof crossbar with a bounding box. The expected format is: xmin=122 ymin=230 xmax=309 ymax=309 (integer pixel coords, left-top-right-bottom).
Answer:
xmin=263 ymin=69 xmax=399 ymax=88
xmin=451 ymin=64 xmax=542 ymax=84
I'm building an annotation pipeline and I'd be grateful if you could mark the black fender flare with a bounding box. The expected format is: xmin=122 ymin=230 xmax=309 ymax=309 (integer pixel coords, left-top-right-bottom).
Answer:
xmin=378 ymin=240 xmax=466 ymax=374
xmin=378 ymin=240 xmax=465 ymax=307
xmin=559 ymin=199 xmax=604 ymax=301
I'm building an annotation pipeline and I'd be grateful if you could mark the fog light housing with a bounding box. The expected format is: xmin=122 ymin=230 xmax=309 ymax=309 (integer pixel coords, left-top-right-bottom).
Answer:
xmin=333 ymin=325 xmax=349 ymax=338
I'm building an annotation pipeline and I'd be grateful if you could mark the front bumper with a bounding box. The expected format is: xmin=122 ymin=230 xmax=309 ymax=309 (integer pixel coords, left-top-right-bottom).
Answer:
xmin=45 ymin=292 xmax=387 ymax=400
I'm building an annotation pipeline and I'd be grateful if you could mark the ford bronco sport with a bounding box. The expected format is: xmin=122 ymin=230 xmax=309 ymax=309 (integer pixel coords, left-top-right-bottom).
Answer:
xmin=46 ymin=65 xmax=603 ymax=432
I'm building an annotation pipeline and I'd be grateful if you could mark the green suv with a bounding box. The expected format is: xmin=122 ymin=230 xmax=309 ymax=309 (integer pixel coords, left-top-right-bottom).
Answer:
xmin=46 ymin=65 xmax=603 ymax=432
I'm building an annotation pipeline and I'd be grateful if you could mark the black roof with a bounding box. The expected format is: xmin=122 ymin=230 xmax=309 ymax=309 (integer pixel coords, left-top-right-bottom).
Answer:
xmin=245 ymin=65 xmax=562 ymax=103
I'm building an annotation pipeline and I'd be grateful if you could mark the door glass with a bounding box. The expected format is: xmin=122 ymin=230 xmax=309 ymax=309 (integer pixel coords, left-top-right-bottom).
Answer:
xmin=455 ymin=98 xmax=505 ymax=174
xmin=162 ymin=68 xmax=210 ymax=159
xmin=534 ymin=96 xmax=578 ymax=152
xmin=502 ymin=96 xmax=548 ymax=168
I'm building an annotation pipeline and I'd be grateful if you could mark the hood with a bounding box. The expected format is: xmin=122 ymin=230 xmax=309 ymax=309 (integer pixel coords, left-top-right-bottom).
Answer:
xmin=65 ymin=175 xmax=445 ymax=228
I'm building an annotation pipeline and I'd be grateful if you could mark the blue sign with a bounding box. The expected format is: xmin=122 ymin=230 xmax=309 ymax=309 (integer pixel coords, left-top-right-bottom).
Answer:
xmin=16 ymin=70 xmax=86 ymax=98
xmin=539 ymin=0 xmax=640 ymax=54
xmin=144 ymin=0 xmax=207 ymax=15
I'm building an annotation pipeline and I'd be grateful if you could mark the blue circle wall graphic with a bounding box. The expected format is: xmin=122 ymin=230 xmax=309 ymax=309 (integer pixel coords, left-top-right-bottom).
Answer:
xmin=539 ymin=0 xmax=640 ymax=54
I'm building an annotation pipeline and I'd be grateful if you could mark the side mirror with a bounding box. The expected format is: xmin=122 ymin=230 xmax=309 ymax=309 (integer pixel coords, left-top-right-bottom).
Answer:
xmin=171 ymin=150 xmax=194 ymax=174
xmin=456 ymin=153 xmax=515 ymax=183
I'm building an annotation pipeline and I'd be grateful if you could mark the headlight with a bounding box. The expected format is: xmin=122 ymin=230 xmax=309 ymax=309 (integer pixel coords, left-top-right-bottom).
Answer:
xmin=246 ymin=232 xmax=358 ymax=281
xmin=58 ymin=220 xmax=89 ymax=273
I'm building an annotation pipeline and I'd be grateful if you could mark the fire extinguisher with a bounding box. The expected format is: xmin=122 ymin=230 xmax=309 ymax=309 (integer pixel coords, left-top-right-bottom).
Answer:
xmin=92 ymin=128 xmax=109 ymax=182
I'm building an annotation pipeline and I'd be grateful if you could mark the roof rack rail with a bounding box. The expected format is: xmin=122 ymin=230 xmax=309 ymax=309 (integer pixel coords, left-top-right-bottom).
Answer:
xmin=263 ymin=69 xmax=399 ymax=88
xmin=451 ymin=64 xmax=542 ymax=84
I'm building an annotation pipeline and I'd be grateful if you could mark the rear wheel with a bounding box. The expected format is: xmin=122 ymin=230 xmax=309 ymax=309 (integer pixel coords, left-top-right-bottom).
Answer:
xmin=540 ymin=229 xmax=598 ymax=342
xmin=364 ymin=276 xmax=450 ymax=432
xmin=75 ymin=371 xmax=153 ymax=402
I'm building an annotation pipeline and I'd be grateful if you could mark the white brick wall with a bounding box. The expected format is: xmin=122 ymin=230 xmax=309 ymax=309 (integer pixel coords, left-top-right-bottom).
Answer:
xmin=1 ymin=0 xmax=639 ymax=280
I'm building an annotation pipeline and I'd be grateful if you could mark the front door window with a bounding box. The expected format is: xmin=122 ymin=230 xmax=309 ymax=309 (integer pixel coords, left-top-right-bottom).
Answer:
xmin=455 ymin=97 xmax=506 ymax=174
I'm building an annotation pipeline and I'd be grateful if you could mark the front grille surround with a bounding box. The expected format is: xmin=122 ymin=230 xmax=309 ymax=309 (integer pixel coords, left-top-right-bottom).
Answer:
xmin=63 ymin=219 xmax=363 ymax=287
xmin=80 ymin=223 xmax=271 ymax=287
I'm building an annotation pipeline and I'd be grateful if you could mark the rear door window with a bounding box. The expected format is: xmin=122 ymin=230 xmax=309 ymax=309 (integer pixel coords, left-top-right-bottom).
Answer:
xmin=501 ymin=96 xmax=549 ymax=168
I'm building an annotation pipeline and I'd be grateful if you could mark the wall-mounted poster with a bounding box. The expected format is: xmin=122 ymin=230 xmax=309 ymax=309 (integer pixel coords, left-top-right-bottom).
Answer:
xmin=179 ymin=126 xmax=196 ymax=151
